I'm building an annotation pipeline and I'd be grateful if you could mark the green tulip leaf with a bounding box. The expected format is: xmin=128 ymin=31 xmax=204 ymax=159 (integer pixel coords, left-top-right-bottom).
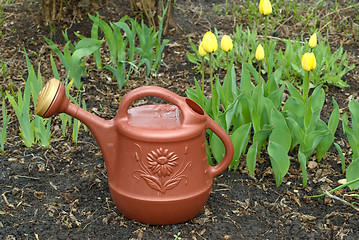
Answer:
xmin=252 ymin=124 xmax=274 ymax=152
xmin=267 ymin=85 xmax=285 ymax=110
xmin=219 ymin=101 xmax=238 ymax=132
xmin=261 ymin=98 xmax=275 ymax=126
xmin=316 ymin=99 xmax=339 ymax=162
xmin=316 ymin=131 xmax=334 ymax=162
xmin=334 ymin=143 xmax=346 ymax=174
xmin=298 ymin=151 xmax=308 ymax=187
xmin=342 ymin=107 xmax=359 ymax=159
xmin=286 ymin=117 xmax=304 ymax=150
xmin=300 ymin=129 xmax=331 ymax=158
xmin=346 ymin=158 xmax=359 ymax=190
xmin=348 ymin=100 xmax=359 ymax=136
xmin=283 ymin=96 xmax=305 ymax=120
xmin=186 ymin=79 xmax=207 ymax=108
xmin=230 ymin=123 xmax=252 ymax=170
xmin=210 ymin=132 xmax=225 ymax=164
xmin=269 ymin=108 xmax=291 ymax=153
xmin=222 ymin=65 xmax=238 ymax=106
xmin=308 ymin=87 xmax=325 ymax=112
xmin=243 ymin=62 xmax=264 ymax=86
xmin=328 ymin=98 xmax=340 ymax=133
xmin=268 ymin=141 xmax=290 ymax=187
xmin=246 ymin=142 xmax=258 ymax=176
xmin=286 ymin=82 xmax=303 ymax=101
xmin=240 ymin=64 xmax=254 ymax=94
xmin=239 ymin=95 xmax=253 ymax=125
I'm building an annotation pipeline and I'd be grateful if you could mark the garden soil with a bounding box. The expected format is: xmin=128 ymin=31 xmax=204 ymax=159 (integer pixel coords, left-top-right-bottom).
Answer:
xmin=1 ymin=0 xmax=359 ymax=239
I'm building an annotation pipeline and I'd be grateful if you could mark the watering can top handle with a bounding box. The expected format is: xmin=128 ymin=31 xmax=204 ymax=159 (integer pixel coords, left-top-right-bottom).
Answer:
xmin=206 ymin=117 xmax=234 ymax=178
xmin=117 ymin=86 xmax=199 ymax=121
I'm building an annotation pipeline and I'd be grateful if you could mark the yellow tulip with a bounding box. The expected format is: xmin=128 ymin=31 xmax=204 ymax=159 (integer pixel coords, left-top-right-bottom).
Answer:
xmin=255 ymin=44 xmax=265 ymax=61
xmin=202 ymin=31 xmax=218 ymax=53
xmin=221 ymin=35 xmax=233 ymax=52
xmin=308 ymin=33 xmax=317 ymax=48
xmin=198 ymin=41 xmax=206 ymax=57
xmin=301 ymin=52 xmax=317 ymax=71
xmin=259 ymin=0 xmax=272 ymax=15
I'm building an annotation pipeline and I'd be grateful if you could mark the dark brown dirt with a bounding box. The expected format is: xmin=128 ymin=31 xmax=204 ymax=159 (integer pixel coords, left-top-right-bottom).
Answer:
xmin=1 ymin=0 xmax=359 ymax=239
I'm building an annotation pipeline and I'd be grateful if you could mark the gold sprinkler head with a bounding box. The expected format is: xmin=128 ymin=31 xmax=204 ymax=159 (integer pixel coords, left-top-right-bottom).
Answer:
xmin=35 ymin=78 xmax=61 ymax=117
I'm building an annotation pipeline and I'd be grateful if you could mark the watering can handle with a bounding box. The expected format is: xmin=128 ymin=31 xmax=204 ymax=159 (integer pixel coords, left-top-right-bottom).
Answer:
xmin=117 ymin=86 xmax=190 ymax=120
xmin=206 ymin=116 xmax=234 ymax=178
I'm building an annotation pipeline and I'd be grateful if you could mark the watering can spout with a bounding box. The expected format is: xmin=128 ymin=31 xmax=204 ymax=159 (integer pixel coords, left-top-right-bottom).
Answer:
xmin=35 ymin=78 xmax=116 ymax=167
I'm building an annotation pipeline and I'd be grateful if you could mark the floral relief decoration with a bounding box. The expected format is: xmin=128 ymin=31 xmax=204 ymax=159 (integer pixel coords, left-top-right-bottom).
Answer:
xmin=133 ymin=144 xmax=191 ymax=194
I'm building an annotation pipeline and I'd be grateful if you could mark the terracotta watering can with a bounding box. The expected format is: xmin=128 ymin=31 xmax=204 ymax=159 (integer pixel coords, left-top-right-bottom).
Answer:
xmin=35 ymin=78 xmax=234 ymax=225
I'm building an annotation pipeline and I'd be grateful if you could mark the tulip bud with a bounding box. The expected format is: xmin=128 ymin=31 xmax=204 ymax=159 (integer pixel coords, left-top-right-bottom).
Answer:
xmin=221 ymin=35 xmax=233 ymax=52
xmin=301 ymin=52 xmax=317 ymax=71
xmin=308 ymin=33 xmax=317 ymax=48
xmin=198 ymin=41 xmax=206 ymax=57
xmin=202 ymin=31 xmax=218 ymax=53
xmin=255 ymin=44 xmax=265 ymax=61
xmin=259 ymin=0 xmax=272 ymax=15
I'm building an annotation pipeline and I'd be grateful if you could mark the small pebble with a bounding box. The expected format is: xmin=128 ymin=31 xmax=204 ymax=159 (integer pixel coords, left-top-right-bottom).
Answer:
xmin=338 ymin=179 xmax=347 ymax=185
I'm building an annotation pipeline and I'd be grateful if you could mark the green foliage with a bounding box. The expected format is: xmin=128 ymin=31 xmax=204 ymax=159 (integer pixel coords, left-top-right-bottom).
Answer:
xmin=187 ymin=26 xmax=258 ymax=72
xmin=186 ymin=0 xmax=354 ymax=187
xmin=283 ymin=83 xmax=339 ymax=186
xmin=6 ymin=79 xmax=34 ymax=147
xmin=44 ymin=36 xmax=103 ymax=90
xmin=9 ymin=12 xmax=169 ymax=149
xmin=0 ymin=0 xmax=11 ymax=38
xmin=5 ymin=51 xmax=54 ymax=147
xmin=187 ymin=54 xmax=339 ymax=186
xmin=341 ymin=100 xmax=359 ymax=190
xmin=3 ymin=49 xmax=89 ymax=148
xmin=53 ymin=80 xmax=87 ymax=144
xmin=309 ymin=176 xmax=359 ymax=198
xmin=187 ymin=29 xmax=354 ymax=89
xmin=88 ymin=13 xmax=169 ymax=89
xmin=173 ymin=232 xmax=182 ymax=240
xmin=0 ymin=91 xmax=11 ymax=154
xmin=88 ymin=13 xmax=133 ymax=88
xmin=48 ymin=50 xmax=86 ymax=142
xmin=276 ymin=37 xmax=354 ymax=87
xmin=25 ymin=51 xmax=53 ymax=147
xmin=69 ymin=92 xmax=87 ymax=145
xmin=0 ymin=57 xmax=9 ymax=79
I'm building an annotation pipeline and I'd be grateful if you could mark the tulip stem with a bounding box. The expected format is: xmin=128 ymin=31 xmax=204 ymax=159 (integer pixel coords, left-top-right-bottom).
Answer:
xmin=209 ymin=53 xmax=214 ymax=93
xmin=264 ymin=16 xmax=270 ymax=92
xmin=303 ymin=70 xmax=310 ymax=129
xmin=264 ymin=16 xmax=268 ymax=48
xmin=201 ymin=57 xmax=205 ymax=96
xmin=258 ymin=61 xmax=262 ymax=91
xmin=226 ymin=52 xmax=229 ymax=71
xmin=303 ymin=70 xmax=310 ymax=104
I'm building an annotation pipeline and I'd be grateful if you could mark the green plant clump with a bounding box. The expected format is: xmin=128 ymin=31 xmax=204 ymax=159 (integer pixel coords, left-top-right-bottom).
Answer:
xmin=45 ymin=12 xmax=169 ymax=90
xmin=186 ymin=0 xmax=354 ymax=188
xmin=187 ymin=27 xmax=354 ymax=89
xmin=0 ymin=91 xmax=11 ymax=154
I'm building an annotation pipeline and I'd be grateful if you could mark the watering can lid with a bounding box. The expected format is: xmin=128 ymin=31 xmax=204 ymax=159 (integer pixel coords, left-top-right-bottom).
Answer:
xmin=127 ymin=104 xmax=182 ymax=130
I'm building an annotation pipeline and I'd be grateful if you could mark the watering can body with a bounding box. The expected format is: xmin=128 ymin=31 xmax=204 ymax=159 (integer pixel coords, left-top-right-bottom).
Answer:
xmin=35 ymin=78 xmax=234 ymax=225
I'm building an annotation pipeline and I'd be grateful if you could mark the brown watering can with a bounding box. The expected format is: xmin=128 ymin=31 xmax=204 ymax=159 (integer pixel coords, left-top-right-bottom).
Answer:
xmin=35 ymin=78 xmax=234 ymax=225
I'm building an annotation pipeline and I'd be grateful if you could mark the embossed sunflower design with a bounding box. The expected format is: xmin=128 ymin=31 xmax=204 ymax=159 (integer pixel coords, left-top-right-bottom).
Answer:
xmin=133 ymin=144 xmax=192 ymax=194
xmin=147 ymin=148 xmax=178 ymax=177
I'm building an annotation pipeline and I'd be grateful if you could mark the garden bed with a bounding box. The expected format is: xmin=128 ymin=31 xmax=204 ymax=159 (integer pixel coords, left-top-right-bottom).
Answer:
xmin=1 ymin=0 xmax=359 ymax=239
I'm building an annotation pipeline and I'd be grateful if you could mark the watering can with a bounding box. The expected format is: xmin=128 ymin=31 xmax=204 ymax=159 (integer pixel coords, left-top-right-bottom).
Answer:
xmin=35 ymin=78 xmax=234 ymax=225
